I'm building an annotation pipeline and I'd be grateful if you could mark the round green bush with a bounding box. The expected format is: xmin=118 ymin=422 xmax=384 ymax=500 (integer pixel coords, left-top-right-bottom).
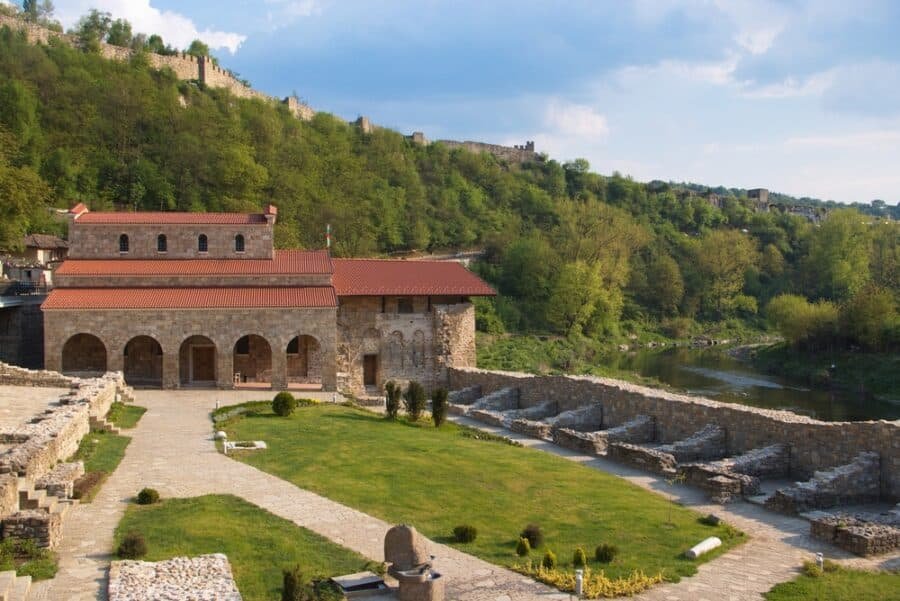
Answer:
xmin=541 ymin=549 xmax=557 ymax=570
xmin=452 ymin=524 xmax=477 ymax=543
xmin=136 ymin=487 xmax=160 ymax=505
xmin=595 ymin=543 xmax=618 ymax=563
xmin=272 ymin=391 xmax=298 ymax=417
xmin=520 ymin=523 xmax=543 ymax=548
xmin=117 ymin=531 xmax=147 ymax=559
xmin=573 ymin=547 xmax=587 ymax=568
xmin=515 ymin=537 xmax=531 ymax=557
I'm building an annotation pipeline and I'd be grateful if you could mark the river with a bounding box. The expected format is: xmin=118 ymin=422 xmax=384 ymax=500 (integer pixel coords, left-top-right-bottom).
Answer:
xmin=603 ymin=347 xmax=900 ymax=422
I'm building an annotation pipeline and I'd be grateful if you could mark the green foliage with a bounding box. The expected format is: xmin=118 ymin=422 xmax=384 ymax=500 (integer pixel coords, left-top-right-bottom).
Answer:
xmin=117 ymin=531 xmax=147 ymax=559
xmin=573 ymin=547 xmax=587 ymax=568
xmin=516 ymin=537 xmax=531 ymax=557
xmin=384 ymin=381 xmax=401 ymax=419
xmin=512 ymin=562 xmax=664 ymax=598
xmin=767 ymin=294 xmax=839 ymax=350
xmin=541 ymin=549 xmax=557 ymax=569
xmin=70 ymin=432 xmax=131 ymax=501
xmin=765 ymin=563 xmax=897 ymax=601
xmin=136 ymin=487 xmax=160 ymax=505
xmin=272 ymin=391 xmax=298 ymax=417
xmin=472 ymin=296 xmax=505 ymax=334
xmin=402 ymin=381 xmax=426 ymax=421
xmin=520 ymin=524 xmax=544 ymax=548
xmin=106 ymin=402 xmax=147 ymax=428
xmin=595 ymin=543 xmax=617 ymax=563
xmin=431 ymin=388 xmax=448 ymax=427
xmin=804 ymin=209 xmax=871 ymax=301
xmin=0 ymin=537 xmax=57 ymax=580
xmin=452 ymin=524 xmax=477 ymax=543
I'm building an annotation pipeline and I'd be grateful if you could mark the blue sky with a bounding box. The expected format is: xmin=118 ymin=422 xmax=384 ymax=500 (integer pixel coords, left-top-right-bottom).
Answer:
xmin=47 ymin=0 xmax=900 ymax=204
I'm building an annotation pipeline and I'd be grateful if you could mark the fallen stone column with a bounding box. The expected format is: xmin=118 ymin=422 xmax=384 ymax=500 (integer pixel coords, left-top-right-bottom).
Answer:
xmin=657 ymin=424 xmax=726 ymax=462
xmin=765 ymin=452 xmax=881 ymax=514
xmin=607 ymin=442 xmax=677 ymax=476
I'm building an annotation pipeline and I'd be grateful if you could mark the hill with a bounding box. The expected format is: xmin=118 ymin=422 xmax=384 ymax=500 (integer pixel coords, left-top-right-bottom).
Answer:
xmin=0 ymin=13 xmax=897 ymax=353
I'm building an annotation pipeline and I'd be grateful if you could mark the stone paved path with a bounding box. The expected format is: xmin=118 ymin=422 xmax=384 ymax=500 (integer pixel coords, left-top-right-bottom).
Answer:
xmin=451 ymin=416 xmax=900 ymax=601
xmin=32 ymin=391 xmax=566 ymax=601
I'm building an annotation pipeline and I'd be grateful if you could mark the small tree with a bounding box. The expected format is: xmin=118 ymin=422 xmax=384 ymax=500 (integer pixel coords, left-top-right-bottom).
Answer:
xmin=117 ymin=531 xmax=147 ymax=559
xmin=136 ymin=487 xmax=160 ymax=505
xmin=273 ymin=391 xmax=297 ymax=417
xmin=515 ymin=536 xmax=531 ymax=557
xmin=573 ymin=547 xmax=587 ymax=568
xmin=282 ymin=565 xmax=306 ymax=601
xmin=384 ymin=381 xmax=401 ymax=420
xmin=520 ymin=523 xmax=544 ymax=548
xmin=541 ymin=549 xmax=557 ymax=570
xmin=431 ymin=388 xmax=448 ymax=427
xmin=403 ymin=381 xmax=426 ymax=421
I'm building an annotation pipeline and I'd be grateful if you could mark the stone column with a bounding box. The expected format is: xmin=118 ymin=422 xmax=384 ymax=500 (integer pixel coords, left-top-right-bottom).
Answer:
xmin=217 ymin=349 xmax=234 ymax=389
xmin=321 ymin=348 xmax=338 ymax=391
xmin=107 ymin=346 xmax=124 ymax=375
xmin=162 ymin=349 xmax=179 ymax=389
xmin=270 ymin=347 xmax=287 ymax=391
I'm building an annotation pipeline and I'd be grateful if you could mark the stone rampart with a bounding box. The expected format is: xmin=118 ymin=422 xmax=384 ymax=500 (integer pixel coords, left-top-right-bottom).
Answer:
xmin=435 ymin=140 xmax=540 ymax=165
xmin=448 ymin=368 xmax=900 ymax=500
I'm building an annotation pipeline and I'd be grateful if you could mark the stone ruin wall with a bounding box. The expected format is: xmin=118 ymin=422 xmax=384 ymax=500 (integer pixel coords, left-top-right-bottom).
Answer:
xmin=448 ymin=367 xmax=900 ymax=500
xmin=0 ymin=14 xmax=314 ymax=119
xmin=435 ymin=140 xmax=539 ymax=164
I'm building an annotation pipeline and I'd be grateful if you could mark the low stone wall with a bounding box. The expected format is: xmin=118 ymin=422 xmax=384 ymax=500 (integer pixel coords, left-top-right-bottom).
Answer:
xmin=554 ymin=414 xmax=655 ymax=455
xmin=0 ymin=474 xmax=18 ymax=518
xmin=509 ymin=418 xmax=553 ymax=440
xmin=448 ymin=386 xmax=481 ymax=405
xmin=469 ymin=387 xmax=519 ymax=412
xmin=766 ymin=452 xmax=882 ymax=514
xmin=607 ymin=443 xmax=677 ymax=476
xmin=810 ymin=514 xmax=900 ymax=556
xmin=657 ymin=424 xmax=726 ymax=462
xmin=1 ymin=509 xmax=61 ymax=548
xmin=36 ymin=461 xmax=84 ymax=499
xmin=678 ymin=464 xmax=759 ymax=502
xmin=546 ymin=403 xmax=604 ymax=432
xmin=0 ymin=361 xmax=74 ymax=388
xmin=468 ymin=409 xmax=506 ymax=428
xmin=448 ymin=368 xmax=900 ymax=500
xmin=109 ymin=554 xmax=242 ymax=601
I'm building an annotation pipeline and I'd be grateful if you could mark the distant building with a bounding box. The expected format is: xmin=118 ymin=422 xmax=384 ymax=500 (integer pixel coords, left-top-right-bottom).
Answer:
xmin=748 ymin=188 xmax=770 ymax=212
xmin=1 ymin=234 xmax=68 ymax=288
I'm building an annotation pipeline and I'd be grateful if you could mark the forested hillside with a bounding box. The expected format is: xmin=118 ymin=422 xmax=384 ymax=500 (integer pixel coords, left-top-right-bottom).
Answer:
xmin=0 ymin=19 xmax=897 ymax=353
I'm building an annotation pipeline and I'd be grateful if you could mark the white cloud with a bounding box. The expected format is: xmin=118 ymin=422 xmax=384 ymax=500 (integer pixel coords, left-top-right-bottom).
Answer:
xmin=264 ymin=0 xmax=322 ymax=28
xmin=740 ymin=71 xmax=836 ymax=99
xmin=615 ymin=55 xmax=741 ymax=88
xmin=54 ymin=0 xmax=246 ymax=54
xmin=785 ymin=130 xmax=900 ymax=148
xmin=543 ymin=100 xmax=609 ymax=138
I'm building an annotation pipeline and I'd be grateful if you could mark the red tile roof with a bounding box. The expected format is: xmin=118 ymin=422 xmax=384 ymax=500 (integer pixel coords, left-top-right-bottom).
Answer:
xmin=74 ymin=212 xmax=268 ymax=225
xmin=42 ymin=287 xmax=336 ymax=310
xmin=56 ymin=250 xmax=333 ymax=276
xmin=332 ymin=259 xmax=496 ymax=296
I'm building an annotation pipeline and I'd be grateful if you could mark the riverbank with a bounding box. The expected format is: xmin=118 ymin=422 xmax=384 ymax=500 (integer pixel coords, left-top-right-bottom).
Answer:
xmin=751 ymin=344 xmax=900 ymax=404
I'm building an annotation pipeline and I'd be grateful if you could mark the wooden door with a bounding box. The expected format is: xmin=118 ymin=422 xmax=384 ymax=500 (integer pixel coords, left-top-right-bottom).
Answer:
xmin=363 ymin=354 xmax=377 ymax=386
xmin=192 ymin=346 xmax=215 ymax=382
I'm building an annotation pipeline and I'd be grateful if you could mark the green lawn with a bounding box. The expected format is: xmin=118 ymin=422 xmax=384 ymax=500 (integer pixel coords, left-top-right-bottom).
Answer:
xmin=106 ymin=402 xmax=147 ymax=429
xmin=114 ymin=495 xmax=374 ymax=601
xmin=69 ymin=431 xmax=131 ymax=502
xmin=765 ymin=565 xmax=900 ymax=601
xmin=220 ymin=404 xmax=744 ymax=582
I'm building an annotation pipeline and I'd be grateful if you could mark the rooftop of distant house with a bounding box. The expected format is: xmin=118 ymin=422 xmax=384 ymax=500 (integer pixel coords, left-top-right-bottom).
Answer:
xmin=23 ymin=234 xmax=68 ymax=250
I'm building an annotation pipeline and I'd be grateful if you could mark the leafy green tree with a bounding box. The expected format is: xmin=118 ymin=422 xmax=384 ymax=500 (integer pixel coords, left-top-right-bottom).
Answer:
xmin=693 ymin=230 xmax=758 ymax=318
xmin=106 ymin=18 xmax=133 ymax=47
xmin=546 ymin=261 xmax=603 ymax=336
xmin=186 ymin=39 xmax=210 ymax=58
xmin=766 ymin=294 xmax=838 ymax=350
xmin=804 ymin=209 xmax=871 ymax=301
xmin=72 ymin=9 xmax=112 ymax=52
xmin=840 ymin=286 xmax=897 ymax=351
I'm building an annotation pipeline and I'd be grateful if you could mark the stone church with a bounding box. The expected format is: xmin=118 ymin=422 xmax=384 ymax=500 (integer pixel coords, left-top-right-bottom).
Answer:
xmin=42 ymin=204 xmax=494 ymax=395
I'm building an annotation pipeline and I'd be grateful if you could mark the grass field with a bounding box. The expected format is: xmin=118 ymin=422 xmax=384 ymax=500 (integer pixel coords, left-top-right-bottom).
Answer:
xmin=114 ymin=495 xmax=373 ymax=601
xmin=220 ymin=403 xmax=744 ymax=582
xmin=69 ymin=431 xmax=131 ymax=502
xmin=106 ymin=402 xmax=147 ymax=429
xmin=764 ymin=564 xmax=900 ymax=601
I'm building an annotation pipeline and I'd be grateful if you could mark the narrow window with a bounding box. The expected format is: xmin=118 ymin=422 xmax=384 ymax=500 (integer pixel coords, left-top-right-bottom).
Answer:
xmin=235 ymin=234 xmax=245 ymax=252
xmin=157 ymin=234 xmax=167 ymax=252
xmin=119 ymin=234 xmax=129 ymax=253
xmin=397 ymin=297 xmax=414 ymax=313
xmin=198 ymin=234 xmax=208 ymax=252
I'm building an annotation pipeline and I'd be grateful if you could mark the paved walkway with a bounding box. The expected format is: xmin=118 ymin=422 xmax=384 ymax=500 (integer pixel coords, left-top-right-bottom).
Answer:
xmin=451 ymin=415 xmax=900 ymax=601
xmin=33 ymin=391 xmax=566 ymax=601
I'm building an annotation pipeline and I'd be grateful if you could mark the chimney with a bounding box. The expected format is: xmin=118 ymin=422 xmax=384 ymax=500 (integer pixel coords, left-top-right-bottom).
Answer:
xmin=264 ymin=204 xmax=278 ymax=225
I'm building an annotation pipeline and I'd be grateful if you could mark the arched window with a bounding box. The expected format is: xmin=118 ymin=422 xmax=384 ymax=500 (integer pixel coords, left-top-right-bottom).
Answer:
xmin=157 ymin=234 xmax=167 ymax=252
xmin=119 ymin=234 xmax=129 ymax=253
xmin=198 ymin=234 xmax=208 ymax=253
xmin=235 ymin=234 xmax=245 ymax=252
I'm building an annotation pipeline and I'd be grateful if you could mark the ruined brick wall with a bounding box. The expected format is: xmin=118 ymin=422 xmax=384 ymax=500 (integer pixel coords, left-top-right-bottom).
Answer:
xmin=44 ymin=307 xmax=337 ymax=390
xmin=448 ymin=368 xmax=900 ymax=500
xmin=67 ymin=222 xmax=274 ymax=259
xmin=336 ymin=298 xmax=475 ymax=395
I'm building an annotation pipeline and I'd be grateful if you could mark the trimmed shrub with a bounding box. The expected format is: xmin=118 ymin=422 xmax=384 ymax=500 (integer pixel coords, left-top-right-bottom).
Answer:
xmin=136 ymin=487 xmax=160 ymax=505
xmin=573 ymin=547 xmax=587 ymax=568
xmin=520 ymin=523 xmax=544 ymax=548
xmin=541 ymin=549 xmax=557 ymax=570
xmin=384 ymin=381 xmax=401 ymax=420
xmin=452 ymin=524 xmax=477 ymax=543
xmin=282 ymin=565 xmax=305 ymax=601
xmin=403 ymin=381 xmax=426 ymax=421
xmin=431 ymin=388 xmax=448 ymax=427
xmin=516 ymin=537 xmax=531 ymax=557
xmin=273 ymin=391 xmax=298 ymax=417
xmin=117 ymin=531 xmax=147 ymax=559
xmin=595 ymin=543 xmax=618 ymax=564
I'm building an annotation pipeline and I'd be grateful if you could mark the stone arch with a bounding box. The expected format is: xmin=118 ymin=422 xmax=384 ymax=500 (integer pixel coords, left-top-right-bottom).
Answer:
xmin=123 ymin=336 xmax=163 ymax=387
xmin=286 ymin=335 xmax=322 ymax=386
xmin=62 ymin=333 xmax=107 ymax=376
xmin=233 ymin=334 xmax=272 ymax=386
xmin=179 ymin=335 xmax=217 ymax=385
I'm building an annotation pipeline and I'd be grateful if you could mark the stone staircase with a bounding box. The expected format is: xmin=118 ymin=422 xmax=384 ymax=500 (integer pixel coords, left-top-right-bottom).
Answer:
xmin=88 ymin=416 xmax=120 ymax=435
xmin=0 ymin=570 xmax=31 ymax=601
xmin=17 ymin=480 xmax=77 ymax=521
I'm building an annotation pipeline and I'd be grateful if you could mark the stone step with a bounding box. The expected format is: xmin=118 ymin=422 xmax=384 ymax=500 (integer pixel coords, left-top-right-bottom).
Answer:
xmin=0 ymin=570 xmax=16 ymax=601
xmin=8 ymin=576 xmax=30 ymax=601
xmin=17 ymin=489 xmax=46 ymax=510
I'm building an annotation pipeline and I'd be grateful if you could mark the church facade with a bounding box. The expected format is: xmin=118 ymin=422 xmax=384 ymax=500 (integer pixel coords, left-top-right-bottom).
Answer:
xmin=42 ymin=204 xmax=494 ymax=394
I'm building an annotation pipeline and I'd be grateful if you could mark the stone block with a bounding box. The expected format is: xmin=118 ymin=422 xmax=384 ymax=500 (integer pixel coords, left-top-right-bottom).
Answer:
xmin=657 ymin=424 xmax=726 ymax=462
xmin=607 ymin=443 xmax=677 ymax=475
xmin=1 ymin=509 xmax=62 ymax=548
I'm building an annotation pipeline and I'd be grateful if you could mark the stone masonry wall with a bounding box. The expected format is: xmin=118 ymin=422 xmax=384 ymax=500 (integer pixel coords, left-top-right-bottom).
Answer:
xmin=0 ymin=361 xmax=73 ymax=387
xmin=44 ymin=307 xmax=337 ymax=390
xmin=436 ymin=140 xmax=539 ymax=164
xmin=448 ymin=368 xmax=900 ymax=499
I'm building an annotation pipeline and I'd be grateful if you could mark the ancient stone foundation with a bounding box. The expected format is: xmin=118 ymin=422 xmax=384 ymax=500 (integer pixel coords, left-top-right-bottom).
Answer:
xmin=766 ymin=452 xmax=882 ymax=514
xmin=0 ymin=362 xmax=73 ymax=388
xmin=553 ymin=414 xmax=655 ymax=455
xmin=810 ymin=513 xmax=900 ymax=556
xmin=607 ymin=443 xmax=677 ymax=476
xmin=36 ymin=461 xmax=85 ymax=499
xmin=109 ymin=554 xmax=242 ymax=601
xmin=1 ymin=509 xmax=61 ymax=548
xmin=657 ymin=424 xmax=727 ymax=462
